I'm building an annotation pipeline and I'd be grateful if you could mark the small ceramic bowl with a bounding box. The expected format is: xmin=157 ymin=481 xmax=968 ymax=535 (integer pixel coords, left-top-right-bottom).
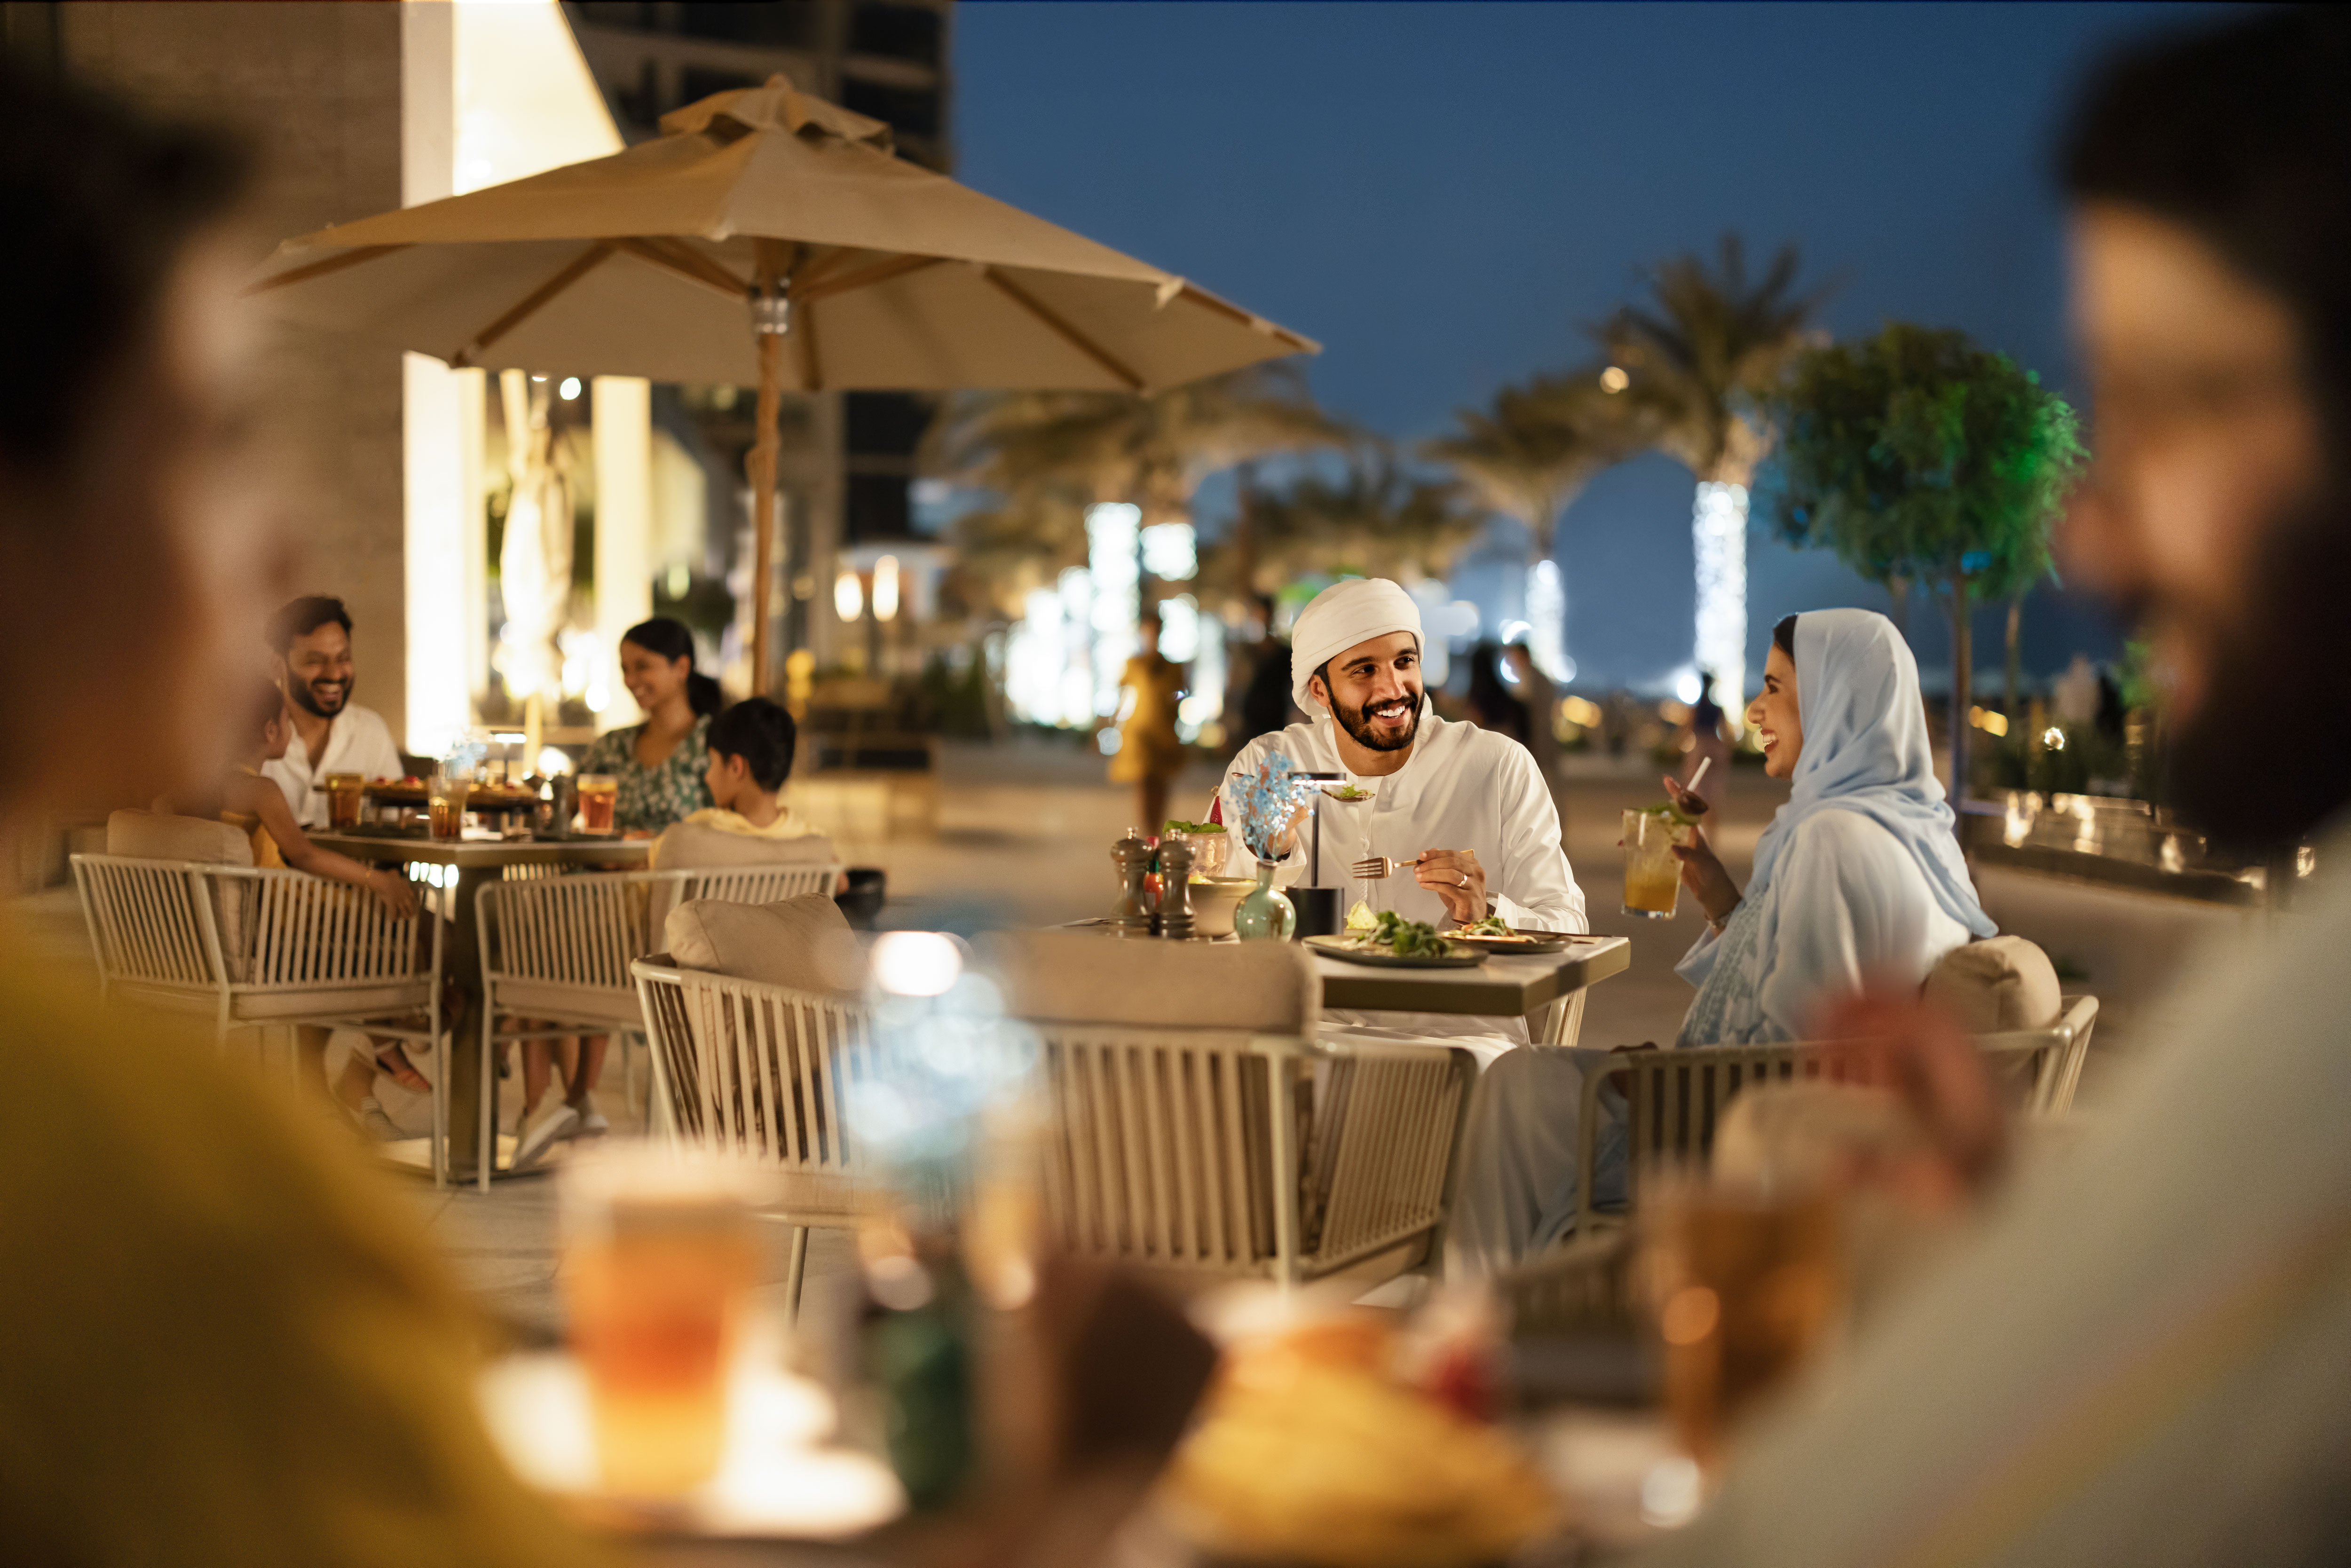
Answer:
xmin=1184 ymin=875 xmax=1257 ymax=938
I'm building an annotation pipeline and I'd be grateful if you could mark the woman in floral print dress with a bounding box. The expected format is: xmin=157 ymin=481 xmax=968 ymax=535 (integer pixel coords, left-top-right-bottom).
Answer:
xmin=520 ymin=617 xmax=722 ymax=1163
xmin=576 ymin=617 xmax=722 ymax=833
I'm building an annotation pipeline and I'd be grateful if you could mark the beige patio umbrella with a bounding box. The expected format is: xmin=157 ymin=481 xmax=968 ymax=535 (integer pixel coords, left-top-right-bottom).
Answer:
xmin=247 ymin=75 xmax=1318 ymax=692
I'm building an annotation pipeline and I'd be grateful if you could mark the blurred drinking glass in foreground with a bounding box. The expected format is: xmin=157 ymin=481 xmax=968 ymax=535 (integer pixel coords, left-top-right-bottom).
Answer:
xmin=561 ymin=1147 xmax=765 ymax=1497
xmin=1641 ymin=1170 xmax=1843 ymax=1472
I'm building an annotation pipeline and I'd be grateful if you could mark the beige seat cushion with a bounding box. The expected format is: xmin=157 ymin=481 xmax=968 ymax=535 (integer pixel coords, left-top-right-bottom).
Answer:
xmin=105 ymin=809 xmax=252 ymax=865
xmin=103 ymin=811 xmax=256 ymax=982
xmin=664 ymin=895 xmax=863 ymax=995
xmin=1713 ymin=1080 xmax=1927 ymax=1191
xmin=650 ymin=820 xmax=837 ymax=870
xmin=1924 ymin=935 xmax=2063 ymax=1032
xmin=647 ymin=823 xmax=838 ymax=933
xmin=978 ymin=931 xmax=1319 ymax=1035
xmin=230 ymin=981 xmax=434 ymax=1024
xmin=483 ymin=978 xmax=644 ymax=1031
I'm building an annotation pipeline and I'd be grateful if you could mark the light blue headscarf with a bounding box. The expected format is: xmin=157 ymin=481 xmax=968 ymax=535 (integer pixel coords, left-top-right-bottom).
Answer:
xmin=1749 ymin=608 xmax=1996 ymax=938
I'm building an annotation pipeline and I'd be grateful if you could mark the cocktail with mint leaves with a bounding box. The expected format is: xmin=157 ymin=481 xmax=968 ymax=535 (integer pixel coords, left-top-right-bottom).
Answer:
xmin=1622 ymin=804 xmax=1696 ymax=918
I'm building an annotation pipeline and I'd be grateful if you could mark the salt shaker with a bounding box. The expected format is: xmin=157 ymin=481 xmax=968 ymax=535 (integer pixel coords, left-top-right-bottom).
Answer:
xmin=1110 ymin=832 xmax=1154 ymax=936
xmin=1157 ymin=838 xmax=1196 ymax=939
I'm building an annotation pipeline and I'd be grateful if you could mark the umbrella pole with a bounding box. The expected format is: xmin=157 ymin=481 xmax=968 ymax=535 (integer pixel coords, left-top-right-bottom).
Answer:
xmin=748 ymin=330 xmax=782 ymax=698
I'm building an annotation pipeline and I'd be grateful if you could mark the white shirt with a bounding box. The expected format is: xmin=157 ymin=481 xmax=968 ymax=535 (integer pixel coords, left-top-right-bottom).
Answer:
xmin=1215 ymin=704 xmax=1587 ymax=934
xmin=260 ymin=703 xmax=406 ymax=827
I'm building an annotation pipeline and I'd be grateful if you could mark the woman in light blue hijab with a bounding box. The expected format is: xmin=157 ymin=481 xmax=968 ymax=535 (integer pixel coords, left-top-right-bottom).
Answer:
xmin=1451 ymin=607 xmax=1997 ymax=1271
xmin=1671 ymin=607 xmax=1996 ymax=1045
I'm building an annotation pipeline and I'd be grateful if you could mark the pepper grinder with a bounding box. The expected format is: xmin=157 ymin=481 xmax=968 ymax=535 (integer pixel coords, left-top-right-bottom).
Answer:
xmin=1157 ymin=838 xmax=1196 ymax=939
xmin=1110 ymin=832 xmax=1154 ymax=937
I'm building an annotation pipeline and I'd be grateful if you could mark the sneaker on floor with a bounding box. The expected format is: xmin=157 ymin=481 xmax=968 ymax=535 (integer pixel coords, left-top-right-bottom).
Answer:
xmin=513 ymin=1098 xmax=580 ymax=1169
xmin=574 ymin=1092 xmax=609 ymax=1137
xmin=351 ymin=1096 xmax=402 ymax=1142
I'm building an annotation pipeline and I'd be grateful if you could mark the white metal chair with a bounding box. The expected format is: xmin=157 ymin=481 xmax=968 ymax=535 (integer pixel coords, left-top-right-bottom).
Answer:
xmin=474 ymin=864 xmax=841 ymax=1191
xmin=1571 ymin=994 xmax=2101 ymax=1234
xmin=1030 ymin=1021 xmax=1477 ymax=1291
xmin=71 ymin=852 xmax=445 ymax=1167
xmin=632 ymin=953 xmax=882 ymax=1316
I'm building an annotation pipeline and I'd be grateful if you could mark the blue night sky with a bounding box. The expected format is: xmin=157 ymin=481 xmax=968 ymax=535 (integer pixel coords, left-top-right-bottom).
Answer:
xmin=953 ymin=0 xmax=2227 ymax=696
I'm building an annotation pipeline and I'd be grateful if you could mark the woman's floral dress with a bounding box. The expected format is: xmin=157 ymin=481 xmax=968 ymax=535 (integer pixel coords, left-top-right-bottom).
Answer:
xmin=578 ymin=713 xmax=713 ymax=833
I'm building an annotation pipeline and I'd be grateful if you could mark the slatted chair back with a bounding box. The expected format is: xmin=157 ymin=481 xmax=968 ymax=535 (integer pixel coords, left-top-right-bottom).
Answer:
xmin=1574 ymin=995 xmax=2100 ymax=1233
xmin=227 ymin=867 xmax=430 ymax=995
xmin=631 ymin=957 xmax=880 ymax=1185
xmin=1033 ymin=1023 xmax=1473 ymax=1287
xmin=72 ymin=854 xmax=225 ymax=1001
xmin=481 ymin=866 xmax=844 ymax=1022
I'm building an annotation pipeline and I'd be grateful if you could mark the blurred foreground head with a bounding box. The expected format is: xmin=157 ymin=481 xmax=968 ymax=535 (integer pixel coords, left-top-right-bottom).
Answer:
xmin=2063 ymin=7 xmax=2351 ymax=850
xmin=0 ymin=61 xmax=273 ymax=824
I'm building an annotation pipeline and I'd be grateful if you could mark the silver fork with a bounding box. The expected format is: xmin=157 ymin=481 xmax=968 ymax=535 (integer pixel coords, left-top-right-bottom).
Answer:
xmin=1350 ymin=855 xmax=1397 ymax=880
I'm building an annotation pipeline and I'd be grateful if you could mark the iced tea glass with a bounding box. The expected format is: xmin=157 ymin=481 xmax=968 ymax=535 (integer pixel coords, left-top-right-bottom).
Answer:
xmin=427 ymin=774 xmax=469 ymax=840
xmin=1621 ymin=809 xmax=1690 ymax=919
xmin=324 ymin=772 xmax=365 ymax=829
xmin=1642 ymin=1173 xmax=1843 ymax=1471
xmin=561 ymin=1149 xmax=763 ymax=1498
xmin=578 ymin=774 xmax=618 ymax=834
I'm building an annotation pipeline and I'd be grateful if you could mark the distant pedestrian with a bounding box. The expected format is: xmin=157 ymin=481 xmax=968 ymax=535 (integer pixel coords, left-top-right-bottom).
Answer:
xmin=1112 ymin=609 xmax=1187 ymax=834
xmin=1683 ymin=669 xmax=1733 ymax=797
xmin=1237 ymin=596 xmax=1296 ymax=743
xmin=1464 ymin=641 xmax=1530 ymax=743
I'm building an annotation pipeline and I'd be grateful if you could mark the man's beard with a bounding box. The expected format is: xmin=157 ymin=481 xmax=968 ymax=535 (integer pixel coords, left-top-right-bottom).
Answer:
xmin=289 ymin=675 xmax=350 ymax=719
xmin=1334 ymin=689 xmax=1422 ymax=752
xmin=2159 ymin=489 xmax=2351 ymax=854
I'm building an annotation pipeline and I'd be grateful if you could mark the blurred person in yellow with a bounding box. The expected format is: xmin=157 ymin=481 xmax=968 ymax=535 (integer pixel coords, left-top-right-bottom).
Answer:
xmin=1112 ymin=606 xmax=1187 ymax=835
xmin=0 ymin=59 xmax=611 ymax=1567
xmin=1637 ymin=9 xmax=2351 ymax=1566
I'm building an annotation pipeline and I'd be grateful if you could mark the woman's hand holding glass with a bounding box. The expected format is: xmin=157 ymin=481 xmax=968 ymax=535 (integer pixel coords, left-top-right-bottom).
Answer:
xmin=1660 ymin=774 xmax=1741 ymax=925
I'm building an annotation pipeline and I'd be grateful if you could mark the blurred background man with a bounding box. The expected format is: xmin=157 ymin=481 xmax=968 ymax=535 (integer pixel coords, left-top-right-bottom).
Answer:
xmin=1638 ymin=9 xmax=2351 ymax=1564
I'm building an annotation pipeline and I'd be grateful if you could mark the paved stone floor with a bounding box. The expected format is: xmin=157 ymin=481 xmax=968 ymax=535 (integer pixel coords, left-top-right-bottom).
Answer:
xmin=12 ymin=733 xmax=2251 ymax=1340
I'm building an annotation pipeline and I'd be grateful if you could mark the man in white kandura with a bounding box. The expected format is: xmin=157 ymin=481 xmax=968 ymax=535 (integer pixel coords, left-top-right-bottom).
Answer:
xmin=1215 ymin=576 xmax=1586 ymax=952
xmin=1215 ymin=578 xmax=1589 ymax=1279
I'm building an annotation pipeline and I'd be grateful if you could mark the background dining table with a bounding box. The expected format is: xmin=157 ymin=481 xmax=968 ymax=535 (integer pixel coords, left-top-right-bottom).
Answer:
xmin=308 ymin=827 xmax=651 ymax=1181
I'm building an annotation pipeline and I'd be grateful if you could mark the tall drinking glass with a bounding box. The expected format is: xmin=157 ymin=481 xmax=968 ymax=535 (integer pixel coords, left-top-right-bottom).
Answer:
xmin=561 ymin=1149 xmax=763 ymax=1498
xmin=324 ymin=772 xmax=365 ymax=829
xmin=427 ymin=774 xmax=469 ymax=841
xmin=1621 ymin=809 xmax=1691 ymax=919
xmin=578 ymin=774 xmax=619 ymax=834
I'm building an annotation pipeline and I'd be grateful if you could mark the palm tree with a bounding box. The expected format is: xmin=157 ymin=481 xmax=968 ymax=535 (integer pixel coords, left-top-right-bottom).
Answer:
xmin=1599 ymin=236 xmax=1820 ymax=720
xmin=1421 ymin=367 xmax=1643 ymax=683
xmin=932 ymin=365 xmax=1351 ymax=725
xmin=1211 ymin=455 xmax=1483 ymax=597
xmin=932 ymin=363 xmax=1350 ymax=539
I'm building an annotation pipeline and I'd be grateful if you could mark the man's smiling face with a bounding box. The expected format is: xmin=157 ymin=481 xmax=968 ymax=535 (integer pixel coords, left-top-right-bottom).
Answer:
xmin=1313 ymin=631 xmax=1423 ymax=752
xmin=281 ymin=620 xmax=355 ymax=719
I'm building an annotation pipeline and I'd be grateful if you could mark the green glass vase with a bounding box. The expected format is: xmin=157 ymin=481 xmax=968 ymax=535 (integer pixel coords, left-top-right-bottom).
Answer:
xmin=1233 ymin=859 xmax=1296 ymax=941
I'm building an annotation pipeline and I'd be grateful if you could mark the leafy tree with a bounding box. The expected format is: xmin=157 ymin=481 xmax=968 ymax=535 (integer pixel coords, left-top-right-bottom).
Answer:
xmin=1599 ymin=236 xmax=1822 ymax=720
xmin=1764 ymin=322 xmax=2085 ymax=801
